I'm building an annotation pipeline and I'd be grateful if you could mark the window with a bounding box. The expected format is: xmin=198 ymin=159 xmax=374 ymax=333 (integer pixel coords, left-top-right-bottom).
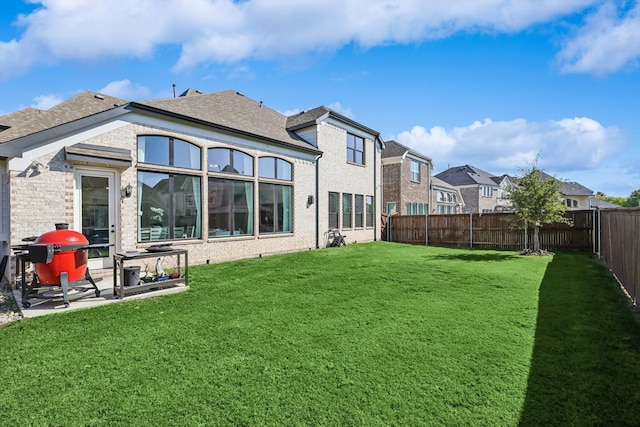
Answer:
xmin=259 ymin=183 xmax=292 ymax=233
xmin=208 ymin=147 xmax=253 ymax=176
xmin=259 ymin=157 xmax=292 ymax=180
xmin=208 ymin=178 xmax=253 ymax=237
xmin=564 ymin=198 xmax=578 ymax=208
xmin=329 ymin=192 xmax=340 ymax=229
xmin=482 ymin=209 xmax=493 ymax=214
xmin=481 ymin=186 xmax=494 ymax=197
xmin=347 ymin=133 xmax=364 ymax=165
xmin=386 ymin=202 xmax=396 ymax=214
xmin=355 ymin=194 xmax=364 ymax=228
xmin=366 ymin=196 xmax=374 ymax=227
xmin=343 ymin=193 xmax=352 ymax=228
xmin=410 ymin=160 xmax=420 ymax=182
xmin=138 ymin=135 xmax=201 ymax=169
xmin=138 ymin=171 xmax=201 ymax=242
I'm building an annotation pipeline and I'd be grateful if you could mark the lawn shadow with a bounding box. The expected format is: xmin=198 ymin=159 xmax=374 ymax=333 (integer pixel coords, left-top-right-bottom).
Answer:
xmin=429 ymin=251 xmax=519 ymax=262
xmin=518 ymin=253 xmax=640 ymax=426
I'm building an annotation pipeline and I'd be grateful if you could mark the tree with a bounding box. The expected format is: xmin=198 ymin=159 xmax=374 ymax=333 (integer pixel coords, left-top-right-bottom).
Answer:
xmin=625 ymin=189 xmax=640 ymax=207
xmin=507 ymin=164 xmax=571 ymax=254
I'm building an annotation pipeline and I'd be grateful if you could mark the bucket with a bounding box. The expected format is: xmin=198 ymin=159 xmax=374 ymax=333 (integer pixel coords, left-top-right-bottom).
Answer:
xmin=123 ymin=266 xmax=141 ymax=287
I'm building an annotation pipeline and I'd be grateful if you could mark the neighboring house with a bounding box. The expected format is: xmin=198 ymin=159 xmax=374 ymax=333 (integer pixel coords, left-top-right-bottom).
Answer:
xmin=589 ymin=198 xmax=620 ymax=209
xmin=494 ymin=174 xmax=515 ymax=212
xmin=430 ymin=176 xmax=464 ymax=214
xmin=539 ymin=172 xmax=594 ymax=210
xmin=435 ymin=165 xmax=501 ymax=213
xmin=0 ymin=89 xmax=383 ymax=281
xmin=381 ymin=140 xmax=433 ymax=215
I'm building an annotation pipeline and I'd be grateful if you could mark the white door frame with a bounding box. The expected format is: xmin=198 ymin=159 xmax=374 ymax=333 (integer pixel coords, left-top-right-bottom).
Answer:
xmin=74 ymin=167 xmax=120 ymax=270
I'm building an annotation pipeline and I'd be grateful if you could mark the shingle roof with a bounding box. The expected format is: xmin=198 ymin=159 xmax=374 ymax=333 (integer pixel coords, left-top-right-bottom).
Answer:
xmin=539 ymin=172 xmax=593 ymax=196
xmin=134 ymin=89 xmax=319 ymax=153
xmin=286 ymin=106 xmax=330 ymax=129
xmin=380 ymin=140 xmax=409 ymax=158
xmin=0 ymin=91 xmax=128 ymax=144
xmin=381 ymin=140 xmax=433 ymax=166
xmin=590 ymin=198 xmax=619 ymax=208
xmin=435 ymin=165 xmax=498 ymax=186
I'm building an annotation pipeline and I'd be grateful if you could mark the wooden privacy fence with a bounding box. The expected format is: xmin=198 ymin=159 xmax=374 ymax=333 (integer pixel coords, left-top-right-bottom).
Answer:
xmin=383 ymin=210 xmax=595 ymax=252
xmin=599 ymin=208 xmax=640 ymax=304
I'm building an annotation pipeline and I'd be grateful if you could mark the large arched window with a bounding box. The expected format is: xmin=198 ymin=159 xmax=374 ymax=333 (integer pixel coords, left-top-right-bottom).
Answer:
xmin=208 ymin=148 xmax=255 ymax=238
xmin=137 ymin=136 xmax=202 ymax=242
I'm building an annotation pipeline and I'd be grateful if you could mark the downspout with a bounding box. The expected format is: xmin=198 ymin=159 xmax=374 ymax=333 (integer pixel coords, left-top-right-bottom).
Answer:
xmin=315 ymin=152 xmax=323 ymax=249
xmin=374 ymin=140 xmax=378 ymax=241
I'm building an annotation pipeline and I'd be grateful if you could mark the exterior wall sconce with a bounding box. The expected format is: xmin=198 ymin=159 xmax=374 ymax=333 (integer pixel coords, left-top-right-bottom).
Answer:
xmin=307 ymin=195 xmax=314 ymax=206
xmin=121 ymin=184 xmax=133 ymax=198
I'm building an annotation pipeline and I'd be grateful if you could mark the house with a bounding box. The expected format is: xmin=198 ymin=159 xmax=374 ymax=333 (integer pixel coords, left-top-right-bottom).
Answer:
xmin=381 ymin=140 xmax=433 ymax=215
xmin=430 ymin=176 xmax=465 ymax=214
xmin=538 ymin=172 xmax=594 ymax=210
xmin=435 ymin=165 xmax=501 ymax=213
xmin=0 ymin=89 xmax=383 ymax=281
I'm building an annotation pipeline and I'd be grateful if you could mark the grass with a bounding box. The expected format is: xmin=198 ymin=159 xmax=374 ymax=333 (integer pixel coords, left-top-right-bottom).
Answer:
xmin=1 ymin=242 xmax=639 ymax=426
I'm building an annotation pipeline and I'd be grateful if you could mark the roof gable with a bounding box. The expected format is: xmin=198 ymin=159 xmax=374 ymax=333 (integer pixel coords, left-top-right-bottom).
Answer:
xmin=0 ymin=91 xmax=128 ymax=144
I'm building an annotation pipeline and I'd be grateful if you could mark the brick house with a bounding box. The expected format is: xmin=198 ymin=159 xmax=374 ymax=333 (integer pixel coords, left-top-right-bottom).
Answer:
xmin=381 ymin=140 xmax=433 ymax=215
xmin=430 ymin=176 xmax=465 ymax=214
xmin=0 ymin=89 xmax=383 ymax=281
xmin=435 ymin=165 xmax=501 ymax=214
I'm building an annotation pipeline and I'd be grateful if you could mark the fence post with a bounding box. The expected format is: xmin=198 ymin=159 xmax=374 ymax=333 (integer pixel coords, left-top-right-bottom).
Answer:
xmin=425 ymin=211 xmax=429 ymax=246
xmin=469 ymin=211 xmax=473 ymax=248
xmin=389 ymin=215 xmax=393 ymax=242
xmin=524 ymin=219 xmax=528 ymax=250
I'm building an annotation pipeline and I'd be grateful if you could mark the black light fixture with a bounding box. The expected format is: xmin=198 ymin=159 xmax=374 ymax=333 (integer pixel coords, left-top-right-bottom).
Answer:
xmin=121 ymin=184 xmax=133 ymax=198
xmin=307 ymin=195 xmax=314 ymax=205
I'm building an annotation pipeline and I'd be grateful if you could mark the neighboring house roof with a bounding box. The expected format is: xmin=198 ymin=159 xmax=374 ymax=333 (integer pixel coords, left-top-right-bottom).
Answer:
xmin=435 ymin=164 xmax=498 ymax=186
xmin=132 ymin=89 xmax=320 ymax=154
xmin=589 ymin=198 xmax=620 ymax=209
xmin=539 ymin=171 xmax=593 ymax=196
xmin=0 ymin=91 xmax=128 ymax=144
xmin=381 ymin=140 xmax=434 ymax=168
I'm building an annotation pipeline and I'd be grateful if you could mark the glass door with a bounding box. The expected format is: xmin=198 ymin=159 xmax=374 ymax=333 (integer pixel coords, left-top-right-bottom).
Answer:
xmin=78 ymin=170 xmax=116 ymax=270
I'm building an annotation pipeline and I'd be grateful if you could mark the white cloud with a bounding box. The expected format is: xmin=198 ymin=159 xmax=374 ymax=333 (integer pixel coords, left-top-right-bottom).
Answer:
xmin=98 ymin=80 xmax=150 ymax=100
xmin=396 ymin=117 xmax=626 ymax=175
xmin=557 ymin=1 xmax=640 ymax=75
xmin=31 ymin=94 xmax=63 ymax=110
xmin=328 ymin=102 xmax=355 ymax=119
xmin=0 ymin=0 xmax=604 ymax=80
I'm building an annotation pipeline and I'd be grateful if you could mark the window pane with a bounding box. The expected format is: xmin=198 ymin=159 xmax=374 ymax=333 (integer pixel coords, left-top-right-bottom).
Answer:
xmin=355 ymin=194 xmax=364 ymax=227
xmin=259 ymin=157 xmax=276 ymax=179
xmin=259 ymin=183 xmax=292 ymax=233
xmin=277 ymin=159 xmax=292 ymax=181
xmin=234 ymin=150 xmax=254 ymax=176
xmin=173 ymin=175 xmax=201 ymax=239
xmin=343 ymin=193 xmax=352 ymax=228
xmin=355 ymin=151 xmax=363 ymax=164
xmin=138 ymin=171 xmax=171 ymax=241
xmin=138 ymin=136 xmax=169 ymax=166
xmin=366 ymin=196 xmax=374 ymax=227
xmin=329 ymin=192 xmax=339 ymax=229
xmin=174 ymin=139 xmax=201 ymax=169
xmin=208 ymin=178 xmax=253 ymax=237
xmin=208 ymin=148 xmax=231 ymax=172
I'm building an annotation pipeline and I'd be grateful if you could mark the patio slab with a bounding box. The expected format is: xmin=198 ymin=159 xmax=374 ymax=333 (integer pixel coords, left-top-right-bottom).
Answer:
xmin=12 ymin=273 xmax=188 ymax=319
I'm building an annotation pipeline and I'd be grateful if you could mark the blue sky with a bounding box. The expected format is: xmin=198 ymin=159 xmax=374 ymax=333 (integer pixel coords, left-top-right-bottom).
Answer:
xmin=1 ymin=0 xmax=639 ymax=197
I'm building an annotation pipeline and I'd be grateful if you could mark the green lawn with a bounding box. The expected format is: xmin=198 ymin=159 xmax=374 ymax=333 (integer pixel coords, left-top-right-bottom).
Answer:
xmin=1 ymin=242 xmax=639 ymax=426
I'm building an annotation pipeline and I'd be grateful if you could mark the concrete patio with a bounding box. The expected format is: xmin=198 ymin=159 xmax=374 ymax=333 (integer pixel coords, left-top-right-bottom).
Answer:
xmin=12 ymin=271 xmax=188 ymax=319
